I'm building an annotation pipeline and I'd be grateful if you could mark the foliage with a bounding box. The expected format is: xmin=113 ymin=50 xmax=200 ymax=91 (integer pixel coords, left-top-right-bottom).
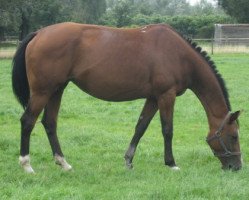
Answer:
xmin=112 ymin=0 xmax=136 ymax=27
xmin=80 ymin=0 xmax=107 ymax=24
xmin=0 ymin=0 xmax=106 ymax=39
xmin=218 ymin=0 xmax=249 ymax=23
xmin=131 ymin=14 xmax=234 ymax=38
xmin=0 ymin=0 xmax=236 ymax=39
xmin=0 ymin=54 xmax=249 ymax=198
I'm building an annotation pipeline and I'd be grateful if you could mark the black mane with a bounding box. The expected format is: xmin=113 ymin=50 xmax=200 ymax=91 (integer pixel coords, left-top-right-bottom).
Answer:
xmin=185 ymin=38 xmax=231 ymax=111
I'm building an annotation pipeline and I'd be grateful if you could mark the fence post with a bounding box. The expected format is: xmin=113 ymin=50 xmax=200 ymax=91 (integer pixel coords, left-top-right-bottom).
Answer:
xmin=211 ymin=38 xmax=214 ymax=55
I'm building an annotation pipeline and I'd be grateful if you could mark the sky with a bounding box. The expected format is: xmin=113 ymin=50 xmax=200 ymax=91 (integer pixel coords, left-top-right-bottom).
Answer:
xmin=187 ymin=0 xmax=217 ymax=6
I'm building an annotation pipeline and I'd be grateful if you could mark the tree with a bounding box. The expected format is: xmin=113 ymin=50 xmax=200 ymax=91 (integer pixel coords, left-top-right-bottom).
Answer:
xmin=166 ymin=0 xmax=190 ymax=15
xmin=0 ymin=9 xmax=10 ymax=40
xmin=112 ymin=0 xmax=136 ymax=27
xmin=0 ymin=0 xmax=107 ymax=39
xmin=191 ymin=0 xmax=217 ymax=15
xmin=0 ymin=0 xmax=64 ymax=40
xmin=218 ymin=0 xmax=249 ymax=23
xmin=0 ymin=0 xmax=15 ymax=40
xmin=17 ymin=1 xmax=33 ymax=40
xmin=150 ymin=0 xmax=191 ymax=15
xmin=81 ymin=0 xmax=106 ymax=24
xmin=0 ymin=0 xmax=237 ymax=40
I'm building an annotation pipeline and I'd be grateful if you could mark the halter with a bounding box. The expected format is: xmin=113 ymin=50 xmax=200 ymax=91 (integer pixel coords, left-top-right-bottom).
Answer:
xmin=206 ymin=112 xmax=241 ymax=158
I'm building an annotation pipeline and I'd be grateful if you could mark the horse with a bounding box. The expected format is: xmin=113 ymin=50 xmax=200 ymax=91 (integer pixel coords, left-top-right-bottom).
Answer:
xmin=12 ymin=22 xmax=242 ymax=173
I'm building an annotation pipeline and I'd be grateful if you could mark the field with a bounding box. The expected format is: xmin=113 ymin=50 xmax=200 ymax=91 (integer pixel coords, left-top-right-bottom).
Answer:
xmin=0 ymin=54 xmax=249 ymax=199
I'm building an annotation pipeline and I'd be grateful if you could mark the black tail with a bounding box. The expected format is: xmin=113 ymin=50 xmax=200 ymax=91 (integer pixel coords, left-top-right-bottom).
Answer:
xmin=12 ymin=32 xmax=37 ymax=109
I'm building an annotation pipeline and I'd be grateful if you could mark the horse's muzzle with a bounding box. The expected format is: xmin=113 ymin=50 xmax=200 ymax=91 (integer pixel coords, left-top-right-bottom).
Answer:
xmin=222 ymin=160 xmax=242 ymax=171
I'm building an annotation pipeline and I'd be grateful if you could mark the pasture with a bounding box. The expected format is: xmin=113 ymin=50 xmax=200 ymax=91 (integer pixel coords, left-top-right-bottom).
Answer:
xmin=0 ymin=54 xmax=249 ymax=199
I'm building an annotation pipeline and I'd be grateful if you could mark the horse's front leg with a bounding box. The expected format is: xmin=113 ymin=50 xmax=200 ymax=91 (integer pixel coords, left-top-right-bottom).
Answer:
xmin=158 ymin=91 xmax=179 ymax=170
xmin=124 ymin=98 xmax=158 ymax=169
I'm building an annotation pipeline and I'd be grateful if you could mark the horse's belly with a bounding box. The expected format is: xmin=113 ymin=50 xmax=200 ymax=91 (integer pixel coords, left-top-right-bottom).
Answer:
xmin=86 ymin=83 xmax=151 ymax=101
xmin=73 ymin=74 xmax=152 ymax=101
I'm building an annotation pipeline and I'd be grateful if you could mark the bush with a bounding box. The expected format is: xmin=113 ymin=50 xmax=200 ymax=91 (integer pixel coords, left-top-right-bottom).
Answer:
xmin=131 ymin=14 xmax=235 ymax=38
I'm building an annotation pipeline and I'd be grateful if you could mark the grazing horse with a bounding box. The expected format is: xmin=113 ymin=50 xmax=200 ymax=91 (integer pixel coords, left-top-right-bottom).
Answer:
xmin=12 ymin=23 xmax=242 ymax=173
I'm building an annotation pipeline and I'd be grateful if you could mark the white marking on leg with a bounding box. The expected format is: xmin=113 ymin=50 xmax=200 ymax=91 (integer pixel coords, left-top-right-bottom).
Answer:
xmin=54 ymin=154 xmax=72 ymax=171
xmin=19 ymin=155 xmax=35 ymax=173
xmin=171 ymin=166 xmax=180 ymax=171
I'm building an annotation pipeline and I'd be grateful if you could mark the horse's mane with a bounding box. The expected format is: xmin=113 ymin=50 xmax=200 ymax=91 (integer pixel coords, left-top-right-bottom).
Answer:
xmin=185 ymin=38 xmax=231 ymax=111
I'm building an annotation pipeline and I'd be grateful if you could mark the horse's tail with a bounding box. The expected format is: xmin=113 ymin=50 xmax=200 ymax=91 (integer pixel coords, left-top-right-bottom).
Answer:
xmin=12 ymin=32 xmax=37 ymax=109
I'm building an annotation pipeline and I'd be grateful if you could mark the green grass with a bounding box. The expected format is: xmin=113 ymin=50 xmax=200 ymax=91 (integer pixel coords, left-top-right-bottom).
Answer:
xmin=0 ymin=54 xmax=249 ymax=199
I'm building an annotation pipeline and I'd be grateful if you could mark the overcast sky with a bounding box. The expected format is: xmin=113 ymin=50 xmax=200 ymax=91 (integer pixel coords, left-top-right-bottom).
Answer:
xmin=187 ymin=0 xmax=217 ymax=5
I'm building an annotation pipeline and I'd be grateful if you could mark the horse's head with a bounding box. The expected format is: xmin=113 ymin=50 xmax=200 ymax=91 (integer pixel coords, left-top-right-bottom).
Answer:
xmin=206 ymin=111 xmax=242 ymax=171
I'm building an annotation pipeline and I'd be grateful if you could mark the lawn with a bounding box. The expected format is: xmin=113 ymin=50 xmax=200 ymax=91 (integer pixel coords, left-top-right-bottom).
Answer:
xmin=0 ymin=54 xmax=249 ymax=199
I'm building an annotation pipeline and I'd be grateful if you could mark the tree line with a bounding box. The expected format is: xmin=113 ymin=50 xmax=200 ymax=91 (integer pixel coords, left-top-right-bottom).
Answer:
xmin=0 ymin=0 xmax=248 ymax=40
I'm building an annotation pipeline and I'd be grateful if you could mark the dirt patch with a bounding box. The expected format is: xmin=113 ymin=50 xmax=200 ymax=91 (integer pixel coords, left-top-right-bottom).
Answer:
xmin=0 ymin=50 xmax=16 ymax=58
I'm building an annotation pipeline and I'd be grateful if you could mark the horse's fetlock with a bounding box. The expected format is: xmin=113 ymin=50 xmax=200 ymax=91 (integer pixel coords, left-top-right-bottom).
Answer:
xmin=19 ymin=155 xmax=35 ymax=173
xmin=54 ymin=154 xmax=72 ymax=171
xmin=165 ymin=160 xmax=176 ymax=167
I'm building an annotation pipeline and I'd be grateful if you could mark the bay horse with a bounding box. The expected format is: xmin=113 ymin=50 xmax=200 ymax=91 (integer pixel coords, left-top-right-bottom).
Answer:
xmin=12 ymin=22 xmax=242 ymax=173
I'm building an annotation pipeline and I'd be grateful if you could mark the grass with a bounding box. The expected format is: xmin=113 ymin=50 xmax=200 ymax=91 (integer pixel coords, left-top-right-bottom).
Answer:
xmin=0 ymin=54 xmax=249 ymax=199
xmin=196 ymin=44 xmax=249 ymax=54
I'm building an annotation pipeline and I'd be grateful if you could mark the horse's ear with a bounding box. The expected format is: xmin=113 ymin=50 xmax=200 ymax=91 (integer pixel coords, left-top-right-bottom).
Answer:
xmin=228 ymin=110 xmax=241 ymax=124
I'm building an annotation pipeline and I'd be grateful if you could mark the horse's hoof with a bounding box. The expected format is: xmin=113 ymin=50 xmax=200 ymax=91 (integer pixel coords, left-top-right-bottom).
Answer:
xmin=126 ymin=163 xmax=133 ymax=169
xmin=170 ymin=166 xmax=180 ymax=171
xmin=54 ymin=154 xmax=72 ymax=171
xmin=125 ymin=159 xmax=133 ymax=169
xmin=62 ymin=163 xmax=73 ymax=171
xmin=23 ymin=165 xmax=35 ymax=173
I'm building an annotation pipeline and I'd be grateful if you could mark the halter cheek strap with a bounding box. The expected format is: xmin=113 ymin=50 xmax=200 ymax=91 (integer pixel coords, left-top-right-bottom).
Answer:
xmin=206 ymin=112 xmax=241 ymax=158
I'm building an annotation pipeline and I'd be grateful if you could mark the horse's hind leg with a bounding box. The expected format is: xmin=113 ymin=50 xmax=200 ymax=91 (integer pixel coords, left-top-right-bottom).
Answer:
xmin=124 ymin=98 xmax=158 ymax=169
xmin=41 ymin=87 xmax=72 ymax=171
xmin=19 ymin=94 xmax=49 ymax=173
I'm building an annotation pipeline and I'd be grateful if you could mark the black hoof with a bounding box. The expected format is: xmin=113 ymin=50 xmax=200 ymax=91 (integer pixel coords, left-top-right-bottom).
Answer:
xmin=125 ymin=159 xmax=133 ymax=169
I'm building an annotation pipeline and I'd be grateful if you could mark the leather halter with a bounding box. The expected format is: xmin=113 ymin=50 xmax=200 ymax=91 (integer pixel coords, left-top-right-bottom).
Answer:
xmin=206 ymin=112 xmax=241 ymax=158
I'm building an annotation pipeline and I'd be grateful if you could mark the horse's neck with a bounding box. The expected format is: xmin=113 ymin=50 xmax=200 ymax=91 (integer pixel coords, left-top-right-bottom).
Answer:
xmin=190 ymin=59 xmax=229 ymax=130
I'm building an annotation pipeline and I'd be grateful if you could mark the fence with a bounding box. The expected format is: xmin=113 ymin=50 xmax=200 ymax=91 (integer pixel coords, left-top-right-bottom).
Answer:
xmin=1 ymin=38 xmax=249 ymax=59
xmin=0 ymin=39 xmax=19 ymax=58
xmin=192 ymin=38 xmax=249 ymax=55
xmin=214 ymin=24 xmax=249 ymax=46
xmin=211 ymin=24 xmax=249 ymax=54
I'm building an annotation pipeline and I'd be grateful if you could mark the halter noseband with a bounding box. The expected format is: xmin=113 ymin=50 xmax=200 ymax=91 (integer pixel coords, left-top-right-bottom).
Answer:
xmin=206 ymin=112 xmax=241 ymax=158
